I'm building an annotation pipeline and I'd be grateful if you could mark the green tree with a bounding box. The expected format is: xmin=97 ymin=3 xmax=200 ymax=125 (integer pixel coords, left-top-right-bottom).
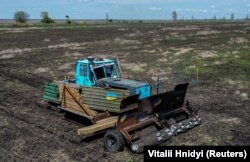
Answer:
xmin=14 ymin=11 xmax=29 ymax=23
xmin=41 ymin=12 xmax=54 ymax=23
xmin=172 ymin=11 xmax=177 ymax=21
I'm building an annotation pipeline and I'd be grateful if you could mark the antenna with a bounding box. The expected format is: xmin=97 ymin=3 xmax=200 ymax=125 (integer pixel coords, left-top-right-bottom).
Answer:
xmin=115 ymin=54 xmax=123 ymax=78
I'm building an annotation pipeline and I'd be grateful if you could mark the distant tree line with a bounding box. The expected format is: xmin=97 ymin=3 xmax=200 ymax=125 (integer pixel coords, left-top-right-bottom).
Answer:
xmin=12 ymin=10 xmax=250 ymax=24
xmin=170 ymin=11 xmax=250 ymax=21
xmin=13 ymin=11 xmax=72 ymax=24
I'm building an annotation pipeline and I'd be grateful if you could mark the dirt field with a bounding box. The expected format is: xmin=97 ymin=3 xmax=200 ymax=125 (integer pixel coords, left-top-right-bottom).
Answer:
xmin=0 ymin=22 xmax=249 ymax=161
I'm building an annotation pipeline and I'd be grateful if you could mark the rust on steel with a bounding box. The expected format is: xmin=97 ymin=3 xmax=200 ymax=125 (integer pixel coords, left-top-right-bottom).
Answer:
xmin=117 ymin=114 xmax=161 ymax=142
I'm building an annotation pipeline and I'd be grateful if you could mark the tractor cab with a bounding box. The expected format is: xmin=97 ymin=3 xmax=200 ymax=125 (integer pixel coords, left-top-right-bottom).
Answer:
xmin=75 ymin=56 xmax=121 ymax=87
xmin=74 ymin=56 xmax=151 ymax=99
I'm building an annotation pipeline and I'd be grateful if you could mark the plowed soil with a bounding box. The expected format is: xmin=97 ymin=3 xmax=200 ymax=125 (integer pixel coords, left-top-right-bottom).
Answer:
xmin=0 ymin=22 xmax=249 ymax=161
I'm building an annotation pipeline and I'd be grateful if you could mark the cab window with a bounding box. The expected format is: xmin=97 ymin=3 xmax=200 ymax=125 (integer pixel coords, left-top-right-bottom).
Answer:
xmin=105 ymin=65 xmax=114 ymax=77
xmin=94 ymin=67 xmax=105 ymax=79
xmin=80 ymin=64 xmax=87 ymax=76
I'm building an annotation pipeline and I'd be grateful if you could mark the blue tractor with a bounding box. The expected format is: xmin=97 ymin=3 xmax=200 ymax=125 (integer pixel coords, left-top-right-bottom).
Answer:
xmin=43 ymin=56 xmax=201 ymax=153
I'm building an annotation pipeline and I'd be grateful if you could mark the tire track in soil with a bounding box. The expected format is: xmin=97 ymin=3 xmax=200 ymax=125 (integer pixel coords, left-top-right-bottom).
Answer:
xmin=0 ymin=71 xmax=110 ymax=161
xmin=0 ymin=107 xmax=80 ymax=161
xmin=0 ymin=106 xmax=79 ymax=142
xmin=0 ymin=105 xmax=110 ymax=161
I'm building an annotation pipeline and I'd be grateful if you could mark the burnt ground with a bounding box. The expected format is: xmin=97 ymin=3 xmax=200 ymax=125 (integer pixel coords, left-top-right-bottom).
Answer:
xmin=0 ymin=22 xmax=249 ymax=161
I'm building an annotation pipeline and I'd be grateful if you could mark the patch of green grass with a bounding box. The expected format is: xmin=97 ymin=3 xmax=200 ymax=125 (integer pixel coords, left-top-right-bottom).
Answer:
xmin=127 ymin=156 xmax=138 ymax=162
xmin=171 ymin=48 xmax=250 ymax=85
xmin=166 ymin=139 xmax=180 ymax=146
xmin=202 ymin=138 xmax=219 ymax=146
xmin=5 ymin=79 xmax=32 ymax=92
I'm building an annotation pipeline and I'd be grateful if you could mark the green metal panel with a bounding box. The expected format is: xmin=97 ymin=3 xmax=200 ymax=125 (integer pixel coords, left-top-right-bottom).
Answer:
xmin=81 ymin=94 xmax=123 ymax=101
xmin=43 ymin=95 xmax=60 ymax=103
xmin=44 ymin=88 xmax=59 ymax=94
xmin=82 ymin=97 xmax=121 ymax=105
xmin=83 ymin=105 xmax=120 ymax=113
xmin=43 ymin=82 xmax=59 ymax=103
xmin=43 ymin=91 xmax=58 ymax=98
xmin=83 ymin=86 xmax=130 ymax=93
xmin=82 ymin=90 xmax=130 ymax=96
xmin=44 ymin=84 xmax=59 ymax=90
xmin=81 ymin=86 xmax=130 ymax=113
xmin=83 ymin=101 xmax=119 ymax=108
xmin=81 ymin=92 xmax=127 ymax=98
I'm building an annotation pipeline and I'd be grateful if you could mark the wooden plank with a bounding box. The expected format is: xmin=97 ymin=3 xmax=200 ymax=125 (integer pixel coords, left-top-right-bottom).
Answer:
xmin=64 ymin=96 xmax=96 ymax=113
xmin=57 ymin=83 xmax=80 ymax=97
xmin=63 ymin=96 xmax=80 ymax=103
xmin=65 ymin=104 xmax=83 ymax=112
xmin=64 ymin=82 xmax=80 ymax=88
xmin=96 ymin=116 xmax=118 ymax=123
xmin=65 ymin=100 xmax=83 ymax=108
xmin=58 ymin=84 xmax=63 ymax=95
xmin=78 ymin=116 xmax=118 ymax=135
xmin=60 ymin=85 xmax=98 ymax=117
xmin=64 ymin=92 xmax=81 ymax=101
xmin=59 ymin=107 xmax=93 ymax=121
xmin=59 ymin=87 xmax=81 ymax=101
xmin=64 ymin=101 xmax=97 ymax=116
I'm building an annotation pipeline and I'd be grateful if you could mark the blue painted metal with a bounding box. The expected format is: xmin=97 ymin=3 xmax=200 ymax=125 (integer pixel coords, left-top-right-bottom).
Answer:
xmin=75 ymin=61 xmax=93 ymax=86
xmin=75 ymin=58 xmax=115 ymax=86
xmin=100 ymin=78 xmax=151 ymax=99
xmin=136 ymin=85 xmax=151 ymax=99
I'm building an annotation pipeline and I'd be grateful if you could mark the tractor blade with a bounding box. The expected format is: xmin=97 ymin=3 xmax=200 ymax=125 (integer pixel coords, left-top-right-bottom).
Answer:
xmin=116 ymin=83 xmax=201 ymax=152
xmin=135 ymin=83 xmax=190 ymax=115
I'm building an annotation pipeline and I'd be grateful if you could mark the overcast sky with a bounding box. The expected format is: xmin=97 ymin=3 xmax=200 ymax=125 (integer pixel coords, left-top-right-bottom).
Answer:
xmin=1 ymin=0 xmax=250 ymax=19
